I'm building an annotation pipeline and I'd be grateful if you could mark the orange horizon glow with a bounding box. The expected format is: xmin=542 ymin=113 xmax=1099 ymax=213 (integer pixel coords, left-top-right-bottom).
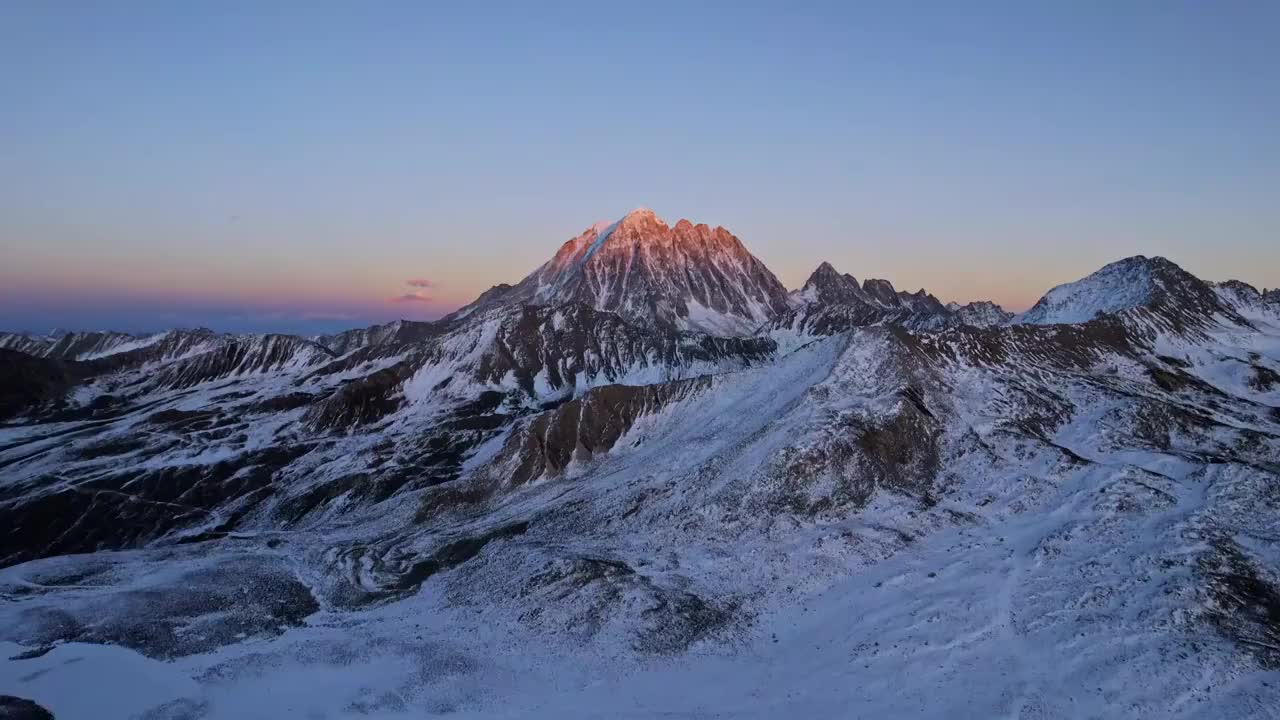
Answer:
xmin=0 ymin=236 xmax=1091 ymax=324
xmin=5 ymin=210 xmax=1277 ymax=335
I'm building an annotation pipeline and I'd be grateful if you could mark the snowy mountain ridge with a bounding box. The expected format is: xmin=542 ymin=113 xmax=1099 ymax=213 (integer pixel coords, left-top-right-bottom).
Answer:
xmin=1 ymin=215 xmax=1278 ymax=719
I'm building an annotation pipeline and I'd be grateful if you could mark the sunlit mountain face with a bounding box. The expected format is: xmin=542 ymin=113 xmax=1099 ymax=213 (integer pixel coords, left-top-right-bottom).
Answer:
xmin=2 ymin=209 xmax=1279 ymax=718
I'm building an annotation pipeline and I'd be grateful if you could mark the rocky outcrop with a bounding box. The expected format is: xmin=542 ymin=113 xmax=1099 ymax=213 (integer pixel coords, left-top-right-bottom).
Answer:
xmin=795 ymin=262 xmax=867 ymax=306
xmin=781 ymin=262 xmax=955 ymax=334
xmin=0 ymin=330 xmax=149 ymax=361
xmin=952 ymin=300 xmax=1013 ymax=327
xmin=304 ymin=360 xmax=419 ymax=430
xmin=494 ymin=377 xmax=711 ymax=486
xmin=471 ymin=304 xmax=772 ymax=394
xmin=148 ymin=334 xmax=334 ymax=390
xmin=0 ymin=443 xmax=311 ymax=568
xmin=0 ymin=349 xmax=83 ymax=419
xmin=0 ymin=696 xmax=54 ymax=720
xmin=314 ymin=319 xmax=442 ymax=356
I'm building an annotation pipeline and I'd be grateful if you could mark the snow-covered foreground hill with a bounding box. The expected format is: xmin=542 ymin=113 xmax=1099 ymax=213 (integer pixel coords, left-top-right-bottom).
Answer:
xmin=3 ymin=316 xmax=1279 ymax=717
xmin=1 ymin=213 xmax=1279 ymax=718
xmin=3 ymin=446 xmax=1276 ymax=720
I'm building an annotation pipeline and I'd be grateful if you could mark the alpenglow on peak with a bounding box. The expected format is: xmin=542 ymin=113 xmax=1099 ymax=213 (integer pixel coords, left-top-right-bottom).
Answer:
xmin=449 ymin=208 xmax=791 ymax=335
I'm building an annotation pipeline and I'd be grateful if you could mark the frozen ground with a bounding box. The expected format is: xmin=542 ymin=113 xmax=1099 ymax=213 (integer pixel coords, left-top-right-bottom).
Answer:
xmin=3 ymin=321 xmax=1279 ymax=718
xmin=3 ymin=459 xmax=1277 ymax=720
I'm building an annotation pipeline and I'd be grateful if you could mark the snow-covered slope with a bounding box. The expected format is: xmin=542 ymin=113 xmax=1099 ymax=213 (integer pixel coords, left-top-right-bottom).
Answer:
xmin=1 ymin=231 xmax=1279 ymax=718
xmin=3 ymin=308 xmax=1278 ymax=718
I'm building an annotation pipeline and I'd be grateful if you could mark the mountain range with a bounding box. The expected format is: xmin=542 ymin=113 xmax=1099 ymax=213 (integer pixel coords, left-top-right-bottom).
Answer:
xmin=1 ymin=209 xmax=1278 ymax=718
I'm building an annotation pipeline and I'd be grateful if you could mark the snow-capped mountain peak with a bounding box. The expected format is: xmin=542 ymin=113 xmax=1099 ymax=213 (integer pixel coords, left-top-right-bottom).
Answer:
xmin=951 ymin=300 xmax=1012 ymax=327
xmin=1015 ymin=255 xmax=1226 ymax=326
xmin=860 ymin=278 xmax=901 ymax=307
xmin=778 ymin=261 xmax=961 ymax=334
xmin=451 ymin=209 xmax=791 ymax=336
xmin=794 ymin=261 xmax=864 ymax=305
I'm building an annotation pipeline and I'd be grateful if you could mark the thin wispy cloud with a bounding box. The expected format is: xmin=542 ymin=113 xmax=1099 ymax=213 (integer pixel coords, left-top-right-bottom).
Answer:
xmin=390 ymin=291 xmax=432 ymax=303
xmin=389 ymin=277 xmax=436 ymax=303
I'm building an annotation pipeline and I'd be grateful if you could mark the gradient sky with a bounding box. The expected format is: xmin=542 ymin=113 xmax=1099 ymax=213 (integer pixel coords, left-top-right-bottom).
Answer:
xmin=2 ymin=1 xmax=1277 ymax=334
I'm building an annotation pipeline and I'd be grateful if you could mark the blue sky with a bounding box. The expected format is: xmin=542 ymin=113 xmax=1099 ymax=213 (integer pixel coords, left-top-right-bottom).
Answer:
xmin=1 ymin=1 xmax=1277 ymax=333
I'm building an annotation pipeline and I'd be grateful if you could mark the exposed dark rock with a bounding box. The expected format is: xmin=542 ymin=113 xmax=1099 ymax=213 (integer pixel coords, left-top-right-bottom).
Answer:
xmin=1146 ymin=365 xmax=1195 ymax=392
xmin=497 ymin=377 xmax=711 ymax=485
xmin=0 ymin=696 xmax=54 ymax=720
xmin=304 ymin=360 xmax=418 ymax=430
xmin=1250 ymin=364 xmax=1279 ymax=392
xmin=247 ymin=391 xmax=316 ymax=414
xmin=1199 ymin=537 xmax=1280 ymax=668
xmin=274 ymin=473 xmax=376 ymax=524
xmin=952 ymin=300 xmax=1013 ymax=327
xmin=862 ymin=278 xmax=900 ymax=306
xmin=1157 ymin=354 xmax=1192 ymax=369
xmin=781 ymin=264 xmax=959 ymax=334
xmin=801 ymin=262 xmax=867 ymax=306
xmin=6 ymin=646 xmax=55 ymax=661
xmin=150 ymin=335 xmax=333 ymax=390
xmin=470 ymin=304 xmax=773 ymax=397
xmin=856 ymin=399 xmax=941 ymax=496
xmin=413 ymin=484 xmax=493 ymax=524
xmin=71 ymin=436 xmax=150 ymax=460
xmin=0 ymin=349 xmax=83 ymax=420
xmin=911 ymin=316 xmax=1138 ymax=370
xmin=0 ymin=445 xmax=309 ymax=568
xmin=634 ymin=591 xmax=739 ymax=654
xmin=314 ymin=319 xmax=444 ymax=356
xmin=147 ymin=408 xmax=224 ymax=431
